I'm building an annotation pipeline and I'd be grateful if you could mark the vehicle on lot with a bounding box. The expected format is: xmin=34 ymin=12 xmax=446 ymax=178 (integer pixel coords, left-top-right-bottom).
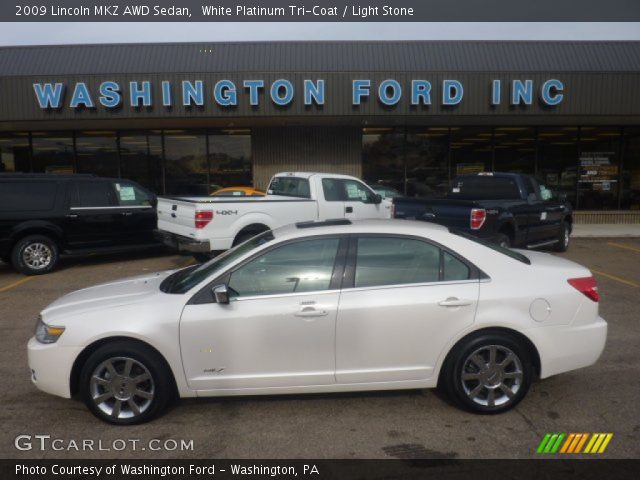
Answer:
xmin=0 ymin=174 xmax=159 ymax=275
xmin=210 ymin=186 xmax=265 ymax=197
xmin=28 ymin=219 xmax=606 ymax=424
xmin=393 ymin=172 xmax=573 ymax=251
xmin=156 ymin=172 xmax=392 ymax=260
xmin=368 ymin=184 xmax=403 ymax=199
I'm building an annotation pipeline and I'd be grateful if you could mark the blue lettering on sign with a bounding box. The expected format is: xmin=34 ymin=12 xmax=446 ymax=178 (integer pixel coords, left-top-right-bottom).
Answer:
xmin=182 ymin=80 xmax=203 ymax=106
xmin=271 ymin=79 xmax=294 ymax=105
xmin=491 ymin=79 xmax=501 ymax=105
xmin=304 ymin=79 xmax=325 ymax=106
xmin=540 ymin=79 xmax=564 ymax=106
xmin=214 ymin=80 xmax=237 ymax=106
xmin=243 ymin=80 xmax=264 ymax=106
xmin=512 ymin=80 xmax=533 ymax=105
xmin=70 ymin=83 xmax=94 ymax=108
xmin=129 ymin=81 xmax=152 ymax=107
xmin=161 ymin=81 xmax=172 ymax=107
xmin=411 ymin=80 xmax=431 ymax=105
xmin=352 ymin=79 xmax=370 ymax=105
xmin=378 ymin=79 xmax=402 ymax=106
xmin=33 ymin=83 xmax=65 ymax=109
xmin=99 ymin=81 xmax=121 ymax=108
xmin=443 ymin=80 xmax=463 ymax=105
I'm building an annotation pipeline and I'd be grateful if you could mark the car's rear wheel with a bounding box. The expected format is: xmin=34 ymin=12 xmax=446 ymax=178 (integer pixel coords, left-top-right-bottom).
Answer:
xmin=79 ymin=341 xmax=173 ymax=425
xmin=441 ymin=332 xmax=533 ymax=413
xmin=11 ymin=234 xmax=59 ymax=275
xmin=554 ymin=221 xmax=570 ymax=252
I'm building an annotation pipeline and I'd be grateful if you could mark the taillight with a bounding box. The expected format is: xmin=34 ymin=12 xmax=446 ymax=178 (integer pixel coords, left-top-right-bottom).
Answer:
xmin=568 ymin=276 xmax=599 ymax=302
xmin=470 ymin=208 xmax=486 ymax=230
xmin=195 ymin=210 xmax=213 ymax=229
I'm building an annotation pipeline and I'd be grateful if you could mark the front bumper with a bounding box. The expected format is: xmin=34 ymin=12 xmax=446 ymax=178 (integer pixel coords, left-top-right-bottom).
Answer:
xmin=154 ymin=229 xmax=211 ymax=253
xmin=28 ymin=337 xmax=83 ymax=398
xmin=525 ymin=316 xmax=607 ymax=379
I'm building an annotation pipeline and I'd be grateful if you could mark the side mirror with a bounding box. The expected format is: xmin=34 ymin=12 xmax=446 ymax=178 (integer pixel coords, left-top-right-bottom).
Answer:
xmin=527 ymin=193 xmax=537 ymax=204
xmin=212 ymin=284 xmax=230 ymax=304
xmin=373 ymin=193 xmax=383 ymax=204
xmin=150 ymin=195 xmax=158 ymax=207
xmin=557 ymin=192 xmax=567 ymax=202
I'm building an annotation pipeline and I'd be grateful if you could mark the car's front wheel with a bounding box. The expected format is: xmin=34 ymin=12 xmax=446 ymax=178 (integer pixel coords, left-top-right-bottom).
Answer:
xmin=79 ymin=341 xmax=174 ymax=424
xmin=441 ymin=332 xmax=533 ymax=413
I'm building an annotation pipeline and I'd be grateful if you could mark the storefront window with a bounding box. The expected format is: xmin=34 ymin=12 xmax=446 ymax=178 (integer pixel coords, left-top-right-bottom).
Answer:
xmin=537 ymin=127 xmax=579 ymax=208
xmin=621 ymin=127 xmax=640 ymax=210
xmin=493 ymin=127 xmax=536 ymax=174
xmin=0 ymin=133 xmax=30 ymax=172
xmin=208 ymin=130 xmax=252 ymax=192
xmin=119 ymin=131 xmax=163 ymax=194
xmin=450 ymin=127 xmax=493 ymax=178
xmin=75 ymin=131 xmax=119 ymax=178
xmin=164 ymin=130 xmax=208 ymax=195
xmin=362 ymin=128 xmax=405 ymax=194
xmin=405 ymin=128 xmax=449 ymax=196
xmin=31 ymin=132 xmax=74 ymax=174
xmin=578 ymin=127 xmax=622 ymax=210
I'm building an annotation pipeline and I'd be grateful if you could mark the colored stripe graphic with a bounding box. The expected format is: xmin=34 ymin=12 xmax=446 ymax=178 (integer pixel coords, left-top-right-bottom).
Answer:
xmin=538 ymin=433 xmax=612 ymax=454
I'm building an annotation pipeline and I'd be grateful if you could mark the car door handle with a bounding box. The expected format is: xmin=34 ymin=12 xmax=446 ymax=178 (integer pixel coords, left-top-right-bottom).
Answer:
xmin=295 ymin=307 xmax=328 ymax=318
xmin=345 ymin=206 xmax=353 ymax=213
xmin=121 ymin=212 xmax=133 ymax=216
xmin=65 ymin=214 xmax=78 ymax=218
xmin=438 ymin=297 xmax=473 ymax=307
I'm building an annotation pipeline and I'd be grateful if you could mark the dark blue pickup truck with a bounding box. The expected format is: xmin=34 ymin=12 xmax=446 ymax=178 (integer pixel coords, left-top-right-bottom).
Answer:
xmin=392 ymin=172 xmax=573 ymax=251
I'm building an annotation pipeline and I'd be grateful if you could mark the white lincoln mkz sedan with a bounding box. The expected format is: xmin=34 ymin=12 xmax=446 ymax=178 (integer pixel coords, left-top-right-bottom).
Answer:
xmin=28 ymin=219 xmax=607 ymax=424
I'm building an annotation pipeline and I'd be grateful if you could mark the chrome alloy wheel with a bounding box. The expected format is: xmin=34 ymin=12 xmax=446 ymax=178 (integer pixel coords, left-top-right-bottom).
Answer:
xmin=89 ymin=357 xmax=155 ymax=420
xmin=563 ymin=227 xmax=570 ymax=248
xmin=461 ymin=345 xmax=523 ymax=408
xmin=22 ymin=243 xmax=52 ymax=270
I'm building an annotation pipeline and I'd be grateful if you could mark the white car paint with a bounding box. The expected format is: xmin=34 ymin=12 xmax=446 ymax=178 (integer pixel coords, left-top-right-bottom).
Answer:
xmin=28 ymin=219 xmax=606 ymax=415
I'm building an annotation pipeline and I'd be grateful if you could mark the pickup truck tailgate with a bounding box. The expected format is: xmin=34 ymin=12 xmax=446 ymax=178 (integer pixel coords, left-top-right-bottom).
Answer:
xmin=157 ymin=197 xmax=198 ymax=238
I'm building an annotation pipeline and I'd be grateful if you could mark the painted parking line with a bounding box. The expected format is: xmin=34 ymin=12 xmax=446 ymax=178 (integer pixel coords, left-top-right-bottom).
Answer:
xmin=0 ymin=276 xmax=34 ymax=293
xmin=590 ymin=269 xmax=639 ymax=288
xmin=607 ymin=242 xmax=640 ymax=254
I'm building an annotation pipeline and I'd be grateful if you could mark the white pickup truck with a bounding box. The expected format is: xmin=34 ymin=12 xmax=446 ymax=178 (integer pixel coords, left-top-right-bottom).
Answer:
xmin=155 ymin=172 xmax=392 ymax=259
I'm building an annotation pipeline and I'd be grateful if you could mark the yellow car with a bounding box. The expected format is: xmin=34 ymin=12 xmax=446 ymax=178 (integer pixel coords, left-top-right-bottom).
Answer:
xmin=210 ymin=186 xmax=265 ymax=197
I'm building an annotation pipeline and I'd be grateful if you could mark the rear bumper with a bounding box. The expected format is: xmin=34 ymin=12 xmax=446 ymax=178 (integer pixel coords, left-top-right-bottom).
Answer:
xmin=525 ymin=316 xmax=607 ymax=379
xmin=153 ymin=229 xmax=210 ymax=253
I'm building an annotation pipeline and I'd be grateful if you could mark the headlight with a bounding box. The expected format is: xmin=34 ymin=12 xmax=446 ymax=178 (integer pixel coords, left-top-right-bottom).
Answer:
xmin=34 ymin=316 xmax=65 ymax=344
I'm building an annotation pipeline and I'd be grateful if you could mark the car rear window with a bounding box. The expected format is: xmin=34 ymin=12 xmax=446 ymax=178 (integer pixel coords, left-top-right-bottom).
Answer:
xmin=450 ymin=176 xmax=520 ymax=200
xmin=451 ymin=230 xmax=531 ymax=265
xmin=267 ymin=177 xmax=311 ymax=198
xmin=0 ymin=181 xmax=58 ymax=211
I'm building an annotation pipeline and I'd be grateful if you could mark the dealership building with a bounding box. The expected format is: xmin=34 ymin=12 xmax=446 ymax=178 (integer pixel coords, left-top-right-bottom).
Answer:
xmin=1 ymin=41 xmax=639 ymax=214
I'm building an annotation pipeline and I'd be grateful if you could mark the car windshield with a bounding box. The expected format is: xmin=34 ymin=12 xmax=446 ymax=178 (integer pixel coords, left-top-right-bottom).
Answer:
xmin=160 ymin=230 xmax=275 ymax=294
xmin=450 ymin=229 xmax=531 ymax=265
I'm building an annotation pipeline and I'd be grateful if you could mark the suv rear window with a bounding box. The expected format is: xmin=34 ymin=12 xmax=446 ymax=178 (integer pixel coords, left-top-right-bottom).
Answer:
xmin=450 ymin=176 xmax=520 ymax=200
xmin=267 ymin=177 xmax=311 ymax=198
xmin=70 ymin=181 xmax=114 ymax=208
xmin=0 ymin=181 xmax=58 ymax=211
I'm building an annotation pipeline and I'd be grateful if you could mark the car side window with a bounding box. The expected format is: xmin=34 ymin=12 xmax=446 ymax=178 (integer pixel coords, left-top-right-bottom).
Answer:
xmin=355 ymin=237 xmax=472 ymax=288
xmin=321 ymin=178 xmax=343 ymax=202
xmin=113 ymin=182 xmax=152 ymax=206
xmin=228 ymin=238 xmax=340 ymax=298
xmin=355 ymin=237 xmax=440 ymax=287
xmin=343 ymin=180 xmax=376 ymax=204
xmin=69 ymin=181 xmax=114 ymax=208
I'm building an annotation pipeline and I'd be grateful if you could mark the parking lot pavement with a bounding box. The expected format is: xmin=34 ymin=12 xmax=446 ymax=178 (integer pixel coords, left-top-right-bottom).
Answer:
xmin=1 ymin=239 xmax=639 ymax=460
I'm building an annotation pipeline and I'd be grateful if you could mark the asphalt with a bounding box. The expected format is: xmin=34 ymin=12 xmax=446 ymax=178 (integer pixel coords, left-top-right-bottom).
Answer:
xmin=0 ymin=239 xmax=638 ymax=459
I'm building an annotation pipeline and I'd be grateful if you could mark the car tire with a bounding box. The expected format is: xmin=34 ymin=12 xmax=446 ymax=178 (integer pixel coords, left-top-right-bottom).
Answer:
xmin=554 ymin=221 xmax=570 ymax=252
xmin=440 ymin=331 xmax=533 ymax=414
xmin=11 ymin=234 xmax=59 ymax=275
xmin=79 ymin=340 xmax=175 ymax=425
xmin=496 ymin=233 xmax=511 ymax=249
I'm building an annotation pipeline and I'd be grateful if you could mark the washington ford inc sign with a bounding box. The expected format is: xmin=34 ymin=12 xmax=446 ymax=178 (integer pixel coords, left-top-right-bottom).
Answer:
xmin=32 ymin=78 xmax=565 ymax=110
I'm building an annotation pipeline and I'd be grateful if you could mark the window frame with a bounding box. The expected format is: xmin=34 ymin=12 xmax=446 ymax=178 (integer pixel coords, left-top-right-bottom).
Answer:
xmin=188 ymin=234 xmax=350 ymax=305
xmin=342 ymin=234 xmax=485 ymax=291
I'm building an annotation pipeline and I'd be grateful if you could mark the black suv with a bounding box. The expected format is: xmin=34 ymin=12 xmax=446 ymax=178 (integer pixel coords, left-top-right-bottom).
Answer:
xmin=0 ymin=174 xmax=160 ymax=275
